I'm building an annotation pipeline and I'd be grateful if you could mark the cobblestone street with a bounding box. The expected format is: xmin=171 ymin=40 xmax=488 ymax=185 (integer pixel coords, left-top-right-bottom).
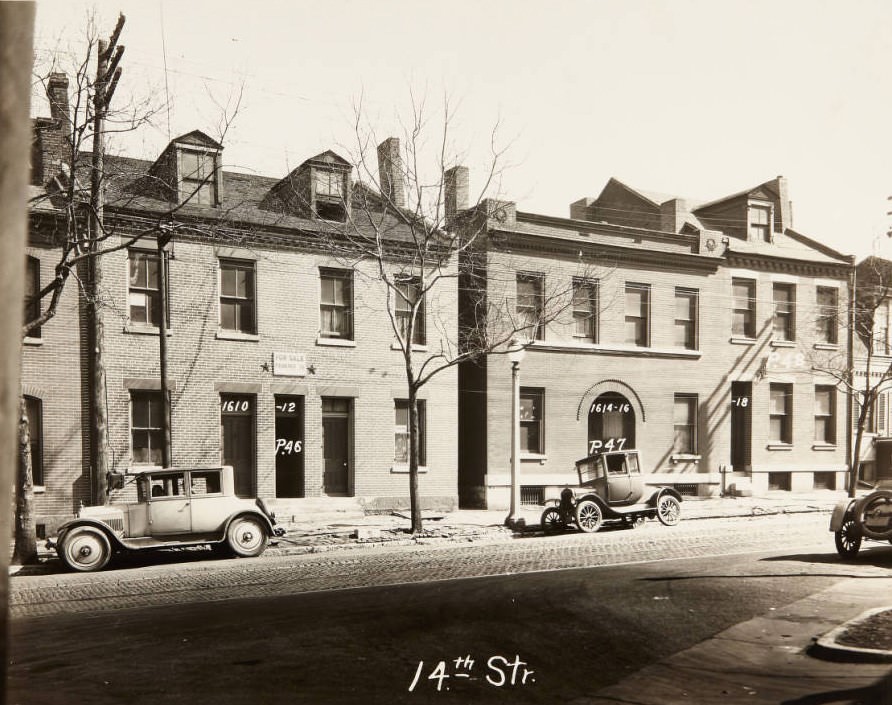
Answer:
xmin=10 ymin=512 xmax=876 ymax=619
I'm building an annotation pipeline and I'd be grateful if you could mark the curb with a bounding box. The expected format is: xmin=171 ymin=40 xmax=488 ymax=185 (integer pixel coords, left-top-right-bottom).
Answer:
xmin=811 ymin=606 xmax=892 ymax=663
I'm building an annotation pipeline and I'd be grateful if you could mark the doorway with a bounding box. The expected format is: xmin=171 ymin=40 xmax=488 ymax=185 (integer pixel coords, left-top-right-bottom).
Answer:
xmin=275 ymin=395 xmax=304 ymax=498
xmin=731 ymin=382 xmax=752 ymax=471
xmin=322 ymin=397 xmax=351 ymax=496
xmin=221 ymin=394 xmax=256 ymax=497
xmin=588 ymin=392 xmax=636 ymax=454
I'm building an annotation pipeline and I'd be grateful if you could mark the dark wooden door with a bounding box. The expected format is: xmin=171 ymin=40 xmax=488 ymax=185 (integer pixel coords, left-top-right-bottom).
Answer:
xmin=322 ymin=416 xmax=349 ymax=495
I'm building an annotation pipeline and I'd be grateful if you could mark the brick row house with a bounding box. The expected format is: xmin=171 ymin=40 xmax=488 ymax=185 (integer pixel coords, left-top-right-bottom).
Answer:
xmin=24 ymin=76 xmax=458 ymax=533
xmin=455 ymin=174 xmax=854 ymax=508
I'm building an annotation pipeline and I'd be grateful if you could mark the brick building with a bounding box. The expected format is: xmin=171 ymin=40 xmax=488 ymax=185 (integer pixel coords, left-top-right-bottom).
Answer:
xmin=456 ymin=173 xmax=854 ymax=508
xmin=24 ymin=76 xmax=458 ymax=533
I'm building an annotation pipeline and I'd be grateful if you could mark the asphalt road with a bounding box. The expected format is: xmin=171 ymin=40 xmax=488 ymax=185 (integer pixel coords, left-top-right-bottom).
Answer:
xmin=9 ymin=513 xmax=892 ymax=705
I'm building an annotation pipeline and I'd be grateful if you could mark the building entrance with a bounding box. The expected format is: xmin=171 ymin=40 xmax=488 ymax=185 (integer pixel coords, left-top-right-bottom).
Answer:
xmin=221 ymin=394 xmax=256 ymax=498
xmin=322 ymin=397 xmax=351 ymax=495
xmin=731 ymin=382 xmax=752 ymax=471
xmin=275 ymin=395 xmax=304 ymax=498
xmin=588 ymin=392 xmax=635 ymax=454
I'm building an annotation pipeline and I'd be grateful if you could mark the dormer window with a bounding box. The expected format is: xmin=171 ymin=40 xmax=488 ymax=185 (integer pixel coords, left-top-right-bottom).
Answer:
xmin=313 ymin=168 xmax=348 ymax=221
xmin=178 ymin=149 xmax=218 ymax=206
xmin=748 ymin=203 xmax=772 ymax=242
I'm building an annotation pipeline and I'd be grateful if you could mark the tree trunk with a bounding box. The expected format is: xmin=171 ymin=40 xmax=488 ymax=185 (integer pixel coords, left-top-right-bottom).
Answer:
xmin=849 ymin=406 xmax=869 ymax=499
xmin=13 ymin=397 xmax=37 ymax=565
xmin=408 ymin=386 xmax=422 ymax=533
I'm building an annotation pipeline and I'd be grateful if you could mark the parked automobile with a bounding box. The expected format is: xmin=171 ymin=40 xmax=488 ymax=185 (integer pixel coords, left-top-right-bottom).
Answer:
xmin=830 ymin=488 xmax=892 ymax=558
xmin=47 ymin=466 xmax=285 ymax=572
xmin=540 ymin=450 xmax=683 ymax=533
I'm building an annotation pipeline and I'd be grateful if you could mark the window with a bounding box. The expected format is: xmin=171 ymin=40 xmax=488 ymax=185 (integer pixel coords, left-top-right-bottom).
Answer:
xmin=749 ymin=204 xmax=771 ymax=242
xmin=23 ymin=396 xmax=43 ymax=485
xmin=732 ymin=278 xmax=756 ymax=338
xmin=219 ymin=259 xmax=256 ymax=334
xmin=673 ymin=394 xmax=698 ymax=454
xmin=315 ymin=169 xmax=344 ymax=198
xmin=129 ymin=250 xmax=164 ymax=327
xmin=517 ymin=274 xmax=544 ymax=341
xmin=624 ymin=283 xmax=650 ymax=347
xmin=572 ymin=279 xmax=597 ymax=342
xmin=394 ymin=400 xmax=426 ymax=465
xmin=131 ymin=390 xmax=163 ymax=465
xmin=190 ymin=470 xmax=222 ymax=496
xmin=520 ymin=388 xmax=544 ymax=454
xmin=674 ymin=288 xmax=698 ymax=349
xmin=815 ymin=287 xmax=838 ymax=345
xmin=773 ymin=283 xmax=796 ymax=341
xmin=178 ymin=149 xmax=217 ymax=206
xmin=24 ymin=256 xmax=41 ymax=337
xmin=149 ymin=473 xmax=186 ymax=498
xmin=320 ymin=269 xmax=353 ymax=339
xmin=769 ymin=383 xmax=792 ymax=444
xmin=814 ymin=386 xmax=836 ymax=444
xmin=314 ymin=169 xmax=347 ymax=221
xmin=874 ymin=301 xmax=890 ymax=355
xmin=395 ymin=277 xmax=425 ymax=345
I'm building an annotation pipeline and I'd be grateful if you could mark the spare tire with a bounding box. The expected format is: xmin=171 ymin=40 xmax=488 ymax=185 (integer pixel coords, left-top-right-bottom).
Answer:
xmin=853 ymin=490 xmax=892 ymax=540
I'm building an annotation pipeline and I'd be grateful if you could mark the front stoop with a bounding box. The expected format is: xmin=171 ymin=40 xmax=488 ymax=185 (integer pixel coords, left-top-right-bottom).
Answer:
xmin=266 ymin=497 xmax=366 ymax=526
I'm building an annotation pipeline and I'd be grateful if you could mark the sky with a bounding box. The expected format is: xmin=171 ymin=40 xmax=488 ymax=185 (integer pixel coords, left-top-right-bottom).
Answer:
xmin=31 ymin=0 xmax=892 ymax=261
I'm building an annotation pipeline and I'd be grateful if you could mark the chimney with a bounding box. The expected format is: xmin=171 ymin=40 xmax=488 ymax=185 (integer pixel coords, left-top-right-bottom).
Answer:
xmin=46 ymin=73 xmax=71 ymax=140
xmin=773 ymin=175 xmax=792 ymax=231
xmin=659 ymin=198 xmax=690 ymax=233
xmin=377 ymin=137 xmax=406 ymax=208
xmin=32 ymin=73 xmax=72 ymax=185
xmin=444 ymin=165 xmax=469 ymax=225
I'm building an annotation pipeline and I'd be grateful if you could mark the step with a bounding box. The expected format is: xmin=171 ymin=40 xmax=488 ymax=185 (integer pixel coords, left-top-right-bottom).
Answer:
xmin=266 ymin=497 xmax=366 ymax=525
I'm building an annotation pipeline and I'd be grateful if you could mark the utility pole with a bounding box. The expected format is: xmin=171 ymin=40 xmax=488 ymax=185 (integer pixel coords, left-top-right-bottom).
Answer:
xmin=88 ymin=14 xmax=125 ymax=505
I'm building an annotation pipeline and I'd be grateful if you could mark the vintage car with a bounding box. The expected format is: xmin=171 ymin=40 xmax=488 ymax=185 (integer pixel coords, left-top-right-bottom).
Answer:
xmin=47 ymin=466 xmax=285 ymax=572
xmin=829 ymin=488 xmax=892 ymax=558
xmin=540 ymin=450 xmax=683 ymax=533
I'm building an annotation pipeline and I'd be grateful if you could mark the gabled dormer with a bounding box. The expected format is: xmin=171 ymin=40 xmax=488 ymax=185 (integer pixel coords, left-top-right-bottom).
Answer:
xmin=262 ymin=150 xmax=352 ymax=222
xmin=148 ymin=130 xmax=223 ymax=207
xmin=694 ymin=176 xmax=791 ymax=243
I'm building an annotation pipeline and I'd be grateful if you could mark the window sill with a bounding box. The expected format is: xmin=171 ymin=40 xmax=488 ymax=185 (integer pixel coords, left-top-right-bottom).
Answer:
xmin=33 ymin=485 xmax=45 ymax=494
xmin=520 ymin=453 xmax=548 ymax=463
xmin=23 ymin=336 xmax=43 ymax=346
xmin=770 ymin=340 xmax=796 ymax=348
xmin=766 ymin=443 xmax=793 ymax=451
xmin=729 ymin=336 xmax=757 ymax=346
xmin=527 ymin=340 xmax=700 ymax=359
xmin=812 ymin=443 xmax=837 ymax=451
xmin=317 ymin=337 xmax=356 ymax=348
xmin=216 ymin=330 xmax=259 ymax=342
xmin=390 ymin=465 xmax=428 ymax=474
xmin=670 ymin=454 xmax=701 ymax=463
xmin=813 ymin=343 xmax=838 ymax=351
xmin=124 ymin=324 xmax=173 ymax=336
xmin=391 ymin=342 xmax=429 ymax=352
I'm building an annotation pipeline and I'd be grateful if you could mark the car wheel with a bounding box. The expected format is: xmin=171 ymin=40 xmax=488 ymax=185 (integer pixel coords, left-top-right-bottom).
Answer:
xmin=541 ymin=507 xmax=565 ymax=534
xmin=575 ymin=500 xmax=603 ymax=533
xmin=226 ymin=515 xmax=268 ymax=558
xmin=58 ymin=526 xmax=112 ymax=572
xmin=656 ymin=495 xmax=681 ymax=526
xmin=853 ymin=491 xmax=892 ymax=540
xmin=835 ymin=516 xmax=862 ymax=559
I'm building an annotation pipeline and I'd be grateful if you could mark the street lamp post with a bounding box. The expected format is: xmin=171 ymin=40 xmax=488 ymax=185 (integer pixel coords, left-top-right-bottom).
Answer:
xmin=505 ymin=339 xmax=526 ymax=527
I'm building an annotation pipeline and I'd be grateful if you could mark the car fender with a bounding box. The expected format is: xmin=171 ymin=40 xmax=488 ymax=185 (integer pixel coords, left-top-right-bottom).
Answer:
xmin=646 ymin=487 xmax=683 ymax=507
xmin=577 ymin=493 xmax=610 ymax=514
xmin=223 ymin=510 xmax=276 ymax=537
xmin=829 ymin=499 xmax=856 ymax=531
xmin=853 ymin=490 xmax=892 ymax=540
xmin=54 ymin=519 xmax=125 ymax=550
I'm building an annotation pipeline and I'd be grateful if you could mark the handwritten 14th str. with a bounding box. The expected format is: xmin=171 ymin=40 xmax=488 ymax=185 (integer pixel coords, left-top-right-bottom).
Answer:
xmin=408 ymin=655 xmax=536 ymax=692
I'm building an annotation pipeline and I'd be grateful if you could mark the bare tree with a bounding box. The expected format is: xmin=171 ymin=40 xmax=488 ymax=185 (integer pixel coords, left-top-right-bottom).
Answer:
xmin=809 ymin=257 xmax=892 ymax=497
xmin=303 ymin=96 xmax=601 ymax=532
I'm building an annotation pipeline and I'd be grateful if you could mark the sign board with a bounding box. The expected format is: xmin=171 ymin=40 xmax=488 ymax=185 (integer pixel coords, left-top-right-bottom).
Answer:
xmin=273 ymin=351 xmax=307 ymax=377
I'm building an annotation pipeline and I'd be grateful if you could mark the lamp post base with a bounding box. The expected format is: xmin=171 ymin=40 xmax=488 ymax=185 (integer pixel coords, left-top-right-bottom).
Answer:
xmin=504 ymin=513 xmax=527 ymax=530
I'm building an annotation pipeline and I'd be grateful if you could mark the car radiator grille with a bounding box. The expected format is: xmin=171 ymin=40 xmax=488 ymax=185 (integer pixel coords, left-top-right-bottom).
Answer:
xmin=104 ymin=518 xmax=124 ymax=532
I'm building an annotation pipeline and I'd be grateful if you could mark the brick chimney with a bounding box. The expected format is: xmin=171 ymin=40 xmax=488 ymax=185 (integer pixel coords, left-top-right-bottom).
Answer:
xmin=660 ymin=198 xmax=690 ymax=233
xmin=47 ymin=73 xmax=71 ymax=135
xmin=32 ymin=73 xmax=72 ymax=185
xmin=444 ymin=165 xmax=469 ymax=225
xmin=377 ymin=137 xmax=406 ymax=208
xmin=773 ymin=175 xmax=792 ymax=231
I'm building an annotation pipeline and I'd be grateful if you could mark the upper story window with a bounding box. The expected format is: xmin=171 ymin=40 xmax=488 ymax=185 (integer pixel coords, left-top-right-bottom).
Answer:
xmin=320 ymin=269 xmax=353 ymax=339
xmin=219 ymin=259 xmax=256 ymax=335
xmin=874 ymin=300 xmax=890 ymax=355
xmin=314 ymin=168 xmax=348 ymax=221
xmin=395 ymin=277 xmax=425 ymax=345
xmin=773 ymin=283 xmax=796 ymax=342
xmin=624 ymin=283 xmax=650 ymax=347
xmin=572 ymin=278 xmax=598 ymax=342
xmin=129 ymin=250 xmax=165 ymax=327
xmin=748 ymin=204 xmax=772 ymax=242
xmin=178 ymin=149 xmax=218 ymax=206
xmin=732 ymin=278 xmax=756 ymax=338
xmin=815 ymin=287 xmax=838 ymax=345
xmin=24 ymin=255 xmax=41 ymax=338
xmin=674 ymin=288 xmax=698 ymax=349
xmin=517 ymin=274 xmax=545 ymax=341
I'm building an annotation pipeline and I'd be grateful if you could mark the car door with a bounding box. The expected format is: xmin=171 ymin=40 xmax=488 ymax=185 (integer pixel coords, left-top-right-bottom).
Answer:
xmin=148 ymin=472 xmax=191 ymax=535
xmin=605 ymin=453 xmax=633 ymax=505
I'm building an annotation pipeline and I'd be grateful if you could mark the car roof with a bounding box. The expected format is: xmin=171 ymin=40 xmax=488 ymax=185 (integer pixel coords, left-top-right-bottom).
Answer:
xmin=129 ymin=466 xmax=227 ymax=478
